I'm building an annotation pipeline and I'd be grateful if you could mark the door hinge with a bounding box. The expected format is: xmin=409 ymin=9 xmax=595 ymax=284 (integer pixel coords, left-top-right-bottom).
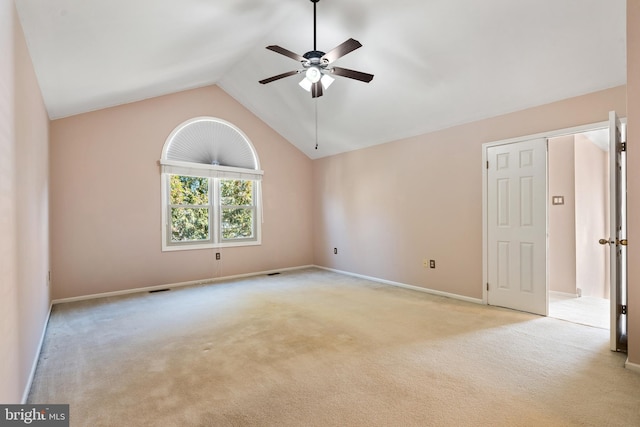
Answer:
xmin=620 ymin=142 xmax=627 ymax=152
xmin=486 ymin=161 xmax=489 ymax=169
xmin=486 ymin=282 xmax=489 ymax=291
xmin=620 ymin=305 xmax=627 ymax=315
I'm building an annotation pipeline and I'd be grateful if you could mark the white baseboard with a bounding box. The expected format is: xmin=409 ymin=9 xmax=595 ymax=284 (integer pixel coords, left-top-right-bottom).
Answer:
xmin=549 ymin=291 xmax=579 ymax=298
xmin=625 ymin=358 xmax=640 ymax=374
xmin=22 ymin=303 xmax=53 ymax=404
xmin=52 ymin=265 xmax=315 ymax=305
xmin=315 ymin=266 xmax=484 ymax=305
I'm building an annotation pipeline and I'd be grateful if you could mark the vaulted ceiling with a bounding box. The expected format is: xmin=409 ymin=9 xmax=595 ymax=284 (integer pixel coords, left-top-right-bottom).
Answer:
xmin=15 ymin=0 xmax=626 ymax=159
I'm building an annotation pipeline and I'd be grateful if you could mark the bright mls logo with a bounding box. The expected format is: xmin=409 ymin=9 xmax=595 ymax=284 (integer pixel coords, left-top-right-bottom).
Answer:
xmin=0 ymin=405 xmax=68 ymax=426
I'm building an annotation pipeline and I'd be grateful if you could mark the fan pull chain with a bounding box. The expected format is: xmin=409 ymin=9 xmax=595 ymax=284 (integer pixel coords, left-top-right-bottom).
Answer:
xmin=315 ymin=99 xmax=319 ymax=150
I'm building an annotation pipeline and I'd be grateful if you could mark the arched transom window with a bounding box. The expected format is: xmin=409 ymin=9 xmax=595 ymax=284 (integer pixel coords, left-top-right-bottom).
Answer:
xmin=160 ymin=117 xmax=263 ymax=251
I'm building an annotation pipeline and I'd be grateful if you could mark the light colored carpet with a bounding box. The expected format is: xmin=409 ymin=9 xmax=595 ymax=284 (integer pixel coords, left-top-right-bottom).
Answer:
xmin=549 ymin=292 xmax=610 ymax=329
xmin=29 ymin=268 xmax=640 ymax=426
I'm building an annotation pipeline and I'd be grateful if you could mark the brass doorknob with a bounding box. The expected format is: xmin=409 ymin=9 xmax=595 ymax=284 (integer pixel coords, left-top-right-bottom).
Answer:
xmin=599 ymin=238 xmax=611 ymax=245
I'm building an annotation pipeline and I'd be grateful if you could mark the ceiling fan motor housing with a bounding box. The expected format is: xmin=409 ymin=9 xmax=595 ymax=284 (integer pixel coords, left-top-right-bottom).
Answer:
xmin=303 ymin=50 xmax=327 ymax=68
xmin=303 ymin=51 xmax=326 ymax=59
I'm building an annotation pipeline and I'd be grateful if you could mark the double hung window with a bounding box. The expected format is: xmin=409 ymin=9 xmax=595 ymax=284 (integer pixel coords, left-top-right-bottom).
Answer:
xmin=168 ymin=176 xmax=257 ymax=246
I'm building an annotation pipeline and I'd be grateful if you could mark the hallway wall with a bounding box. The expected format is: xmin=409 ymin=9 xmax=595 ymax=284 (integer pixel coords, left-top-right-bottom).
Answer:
xmin=549 ymin=135 xmax=577 ymax=295
xmin=574 ymin=134 xmax=609 ymax=299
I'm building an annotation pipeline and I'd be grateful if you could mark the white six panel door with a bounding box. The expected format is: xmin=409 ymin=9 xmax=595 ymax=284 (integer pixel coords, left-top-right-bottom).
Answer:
xmin=487 ymin=138 xmax=548 ymax=315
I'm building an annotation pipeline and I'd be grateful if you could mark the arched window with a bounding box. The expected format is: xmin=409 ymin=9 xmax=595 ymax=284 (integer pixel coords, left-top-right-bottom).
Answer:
xmin=159 ymin=117 xmax=263 ymax=251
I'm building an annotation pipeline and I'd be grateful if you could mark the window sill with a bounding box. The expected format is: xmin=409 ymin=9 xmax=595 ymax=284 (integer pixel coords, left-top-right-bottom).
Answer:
xmin=162 ymin=239 xmax=261 ymax=252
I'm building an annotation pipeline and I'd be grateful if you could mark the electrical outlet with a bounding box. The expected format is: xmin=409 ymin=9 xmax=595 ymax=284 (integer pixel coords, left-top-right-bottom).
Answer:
xmin=430 ymin=260 xmax=436 ymax=269
xmin=216 ymin=252 xmax=221 ymax=260
xmin=334 ymin=248 xmax=338 ymax=255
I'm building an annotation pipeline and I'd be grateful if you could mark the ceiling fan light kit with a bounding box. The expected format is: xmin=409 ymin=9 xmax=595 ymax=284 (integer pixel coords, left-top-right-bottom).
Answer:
xmin=259 ymin=0 xmax=374 ymax=98
xmin=305 ymin=66 xmax=322 ymax=83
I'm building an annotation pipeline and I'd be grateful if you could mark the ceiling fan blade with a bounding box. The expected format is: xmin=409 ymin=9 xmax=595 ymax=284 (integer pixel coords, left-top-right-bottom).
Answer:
xmin=321 ymin=38 xmax=362 ymax=63
xmin=266 ymin=45 xmax=306 ymax=62
xmin=311 ymin=82 xmax=323 ymax=98
xmin=331 ymin=66 xmax=374 ymax=83
xmin=259 ymin=70 xmax=300 ymax=85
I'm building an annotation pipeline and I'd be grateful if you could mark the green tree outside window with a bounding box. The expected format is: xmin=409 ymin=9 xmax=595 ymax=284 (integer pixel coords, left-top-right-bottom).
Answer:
xmin=221 ymin=179 xmax=254 ymax=240
xmin=170 ymin=175 xmax=209 ymax=242
xmin=169 ymin=175 xmax=255 ymax=243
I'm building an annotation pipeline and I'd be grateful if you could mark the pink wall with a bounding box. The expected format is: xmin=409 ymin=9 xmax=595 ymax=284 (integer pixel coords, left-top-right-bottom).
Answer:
xmin=0 ymin=0 xmax=20 ymax=404
xmin=548 ymin=136 xmax=577 ymax=295
xmin=313 ymin=86 xmax=627 ymax=300
xmin=574 ymin=134 xmax=609 ymax=299
xmin=50 ymin=85 xmax=313 ymax=299
xmin=0 ymin=2 xmax=50 ymax=403
xmin=627 ymin=0 xmax=640 ymax=365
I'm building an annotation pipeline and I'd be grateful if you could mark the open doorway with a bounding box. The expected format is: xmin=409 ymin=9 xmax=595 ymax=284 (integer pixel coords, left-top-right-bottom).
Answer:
xmin=548 ymin=129 xmax=611 ymax=329
xmin=484 ymin=113 xmax=627 ymax=350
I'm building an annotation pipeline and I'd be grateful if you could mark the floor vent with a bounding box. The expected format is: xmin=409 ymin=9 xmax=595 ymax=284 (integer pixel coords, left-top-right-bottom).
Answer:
xmin=267 ymin=272 xmax=281 ymax=276
xmin=149 ymin=288 xmax=170 ymax=293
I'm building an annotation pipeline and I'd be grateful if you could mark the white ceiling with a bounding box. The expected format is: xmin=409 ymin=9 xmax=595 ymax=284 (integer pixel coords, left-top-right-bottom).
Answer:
xmin=580 ymin=128 xmax=610 ymax=151
xmin=15 ymin=0 xmax=626 ymax=159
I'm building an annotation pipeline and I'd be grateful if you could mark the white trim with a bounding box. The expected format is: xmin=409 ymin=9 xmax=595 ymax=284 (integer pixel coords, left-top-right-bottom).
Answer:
xmin=21 ymin=303 xmax=53 ymax=404
xmin=315 ymin=266 xmax=484 ymax=305
xmin=51 ymin=265 xmax=484 ymax=306
xmin=161 ymin=173 xmax=169 ymax=251
xmin=482 ymin=144 xmax=489 ymax=305
xmin=549 ymin=291 xmax=579 ymax=299
xmin=489 ymin=117 xmax=626 ymax=149
xmin=482 ymin=120 xmax=610 ymax=149
xmin=625 ymin=358 xmax=640 ymax=374
xmin=51 ymin=265 xmax=315 ymax=305
xmin=162 ymin=239 xmax=262 ymax=252
xmin=160 ymin=160 xmax=264 ymax=181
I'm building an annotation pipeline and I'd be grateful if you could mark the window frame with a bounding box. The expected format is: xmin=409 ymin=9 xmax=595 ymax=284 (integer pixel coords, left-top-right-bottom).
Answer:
xmin=162 ymin=173 xmax=261 ymax=251
xmin=167 ymin=175 xmax=212 ymax=244
xmin=159 ymin=117 xmax=263 ymax=252
xmin=219 ymin=179 xmax=257 ymax=243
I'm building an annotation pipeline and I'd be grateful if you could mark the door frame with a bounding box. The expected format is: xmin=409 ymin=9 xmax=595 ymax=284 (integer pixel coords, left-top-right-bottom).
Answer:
xmin=482 ymin=118 xmax=624 ymax=309
xmin=608 ymin=111 xmax=628 ymax=351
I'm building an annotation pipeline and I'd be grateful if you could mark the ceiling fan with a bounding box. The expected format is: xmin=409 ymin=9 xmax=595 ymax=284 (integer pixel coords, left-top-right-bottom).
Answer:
xmin=259 ymin=0 xmax=374 ymax=98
